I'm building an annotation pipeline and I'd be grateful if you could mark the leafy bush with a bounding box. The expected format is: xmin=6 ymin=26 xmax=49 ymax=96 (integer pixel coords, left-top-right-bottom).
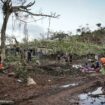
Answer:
xmin=14 ymin=62 xmax=28 ymax=82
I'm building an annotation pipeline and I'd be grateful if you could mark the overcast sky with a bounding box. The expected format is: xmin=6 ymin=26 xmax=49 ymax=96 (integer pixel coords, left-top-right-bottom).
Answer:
xmin=0 ymin=0 xmax=105 ymax=41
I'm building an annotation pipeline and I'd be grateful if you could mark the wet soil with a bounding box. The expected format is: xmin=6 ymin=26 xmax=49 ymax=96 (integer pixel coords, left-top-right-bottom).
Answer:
xmin=0 ymin=60 xmax=104 ymax=105
xmin=0 ymin=72 xmax=104 ymax=105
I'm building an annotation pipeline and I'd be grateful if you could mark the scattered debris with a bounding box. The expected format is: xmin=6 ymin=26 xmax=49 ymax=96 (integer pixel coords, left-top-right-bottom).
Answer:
xmin=48 ymin=79 xmax=51 ymax=82
xmin=36 ymin=60 xmax=41 ymax=65
xmin=27 ymin=77 xmax=37 ymax=86
xmin=17 ymin=79 xmax=23 ymax=83
xmin=0 ymin=100 xmax=14 ymax=105
xmin=72 ymin=64 xmax=82 ymax=69
xmin=60 ymin=83 xmax=78 ymax=88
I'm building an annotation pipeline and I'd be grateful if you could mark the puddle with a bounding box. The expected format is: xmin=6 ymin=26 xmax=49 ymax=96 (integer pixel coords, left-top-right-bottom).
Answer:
xmin=79 ymin=87 xmax=105 ymax=105
xmin=60 ymin=83 xmax=78 ymax=88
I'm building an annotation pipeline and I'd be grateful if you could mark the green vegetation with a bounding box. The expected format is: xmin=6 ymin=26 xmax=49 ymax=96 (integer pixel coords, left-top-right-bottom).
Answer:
xmin=3 ymin=23 xmax=105 ymax=81
xmin=28 ymin=29 xmax=105 ymax=56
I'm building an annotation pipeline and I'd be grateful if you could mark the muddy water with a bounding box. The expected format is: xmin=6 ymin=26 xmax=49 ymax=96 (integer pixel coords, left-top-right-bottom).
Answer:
xmin=79 ymin=87 xmax=105 ymax=105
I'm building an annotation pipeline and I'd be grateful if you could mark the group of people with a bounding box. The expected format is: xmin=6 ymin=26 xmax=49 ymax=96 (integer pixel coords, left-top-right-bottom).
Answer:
xmin=80 ymin=60 xmax=100 ymax=72
xmin=56 ymin=52 xmax=72 ymax=64
xmin=81 ymin=56 xmax=105 ymax=74
xmin=2 ymin=47 xmax=105 ymax=75
xmin=56 ymin=52 xmax=105 ymax=75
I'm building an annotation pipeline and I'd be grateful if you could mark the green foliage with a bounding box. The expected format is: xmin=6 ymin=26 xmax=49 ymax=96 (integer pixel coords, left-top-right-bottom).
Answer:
xmin=6 ymin=54 xmax=21 ymax=62
xmin=50 ymin=31 xmax=68 ymax=41
xmin=14 ymin=62 xmax=28 ymax=82
xmin=31 ymin=36 xmax=104 ymax=56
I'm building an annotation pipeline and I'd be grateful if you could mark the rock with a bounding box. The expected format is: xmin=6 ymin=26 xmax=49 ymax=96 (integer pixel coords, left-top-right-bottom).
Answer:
xmin=48 ymin=79 xmax=51 ymax=82
xmin=36 ymin=60 xmax=41 ymax=65
xmin=17 ymin=79 xmax=23 ymax=83
xmin=27 ymin=77 xmax=36 ymax=86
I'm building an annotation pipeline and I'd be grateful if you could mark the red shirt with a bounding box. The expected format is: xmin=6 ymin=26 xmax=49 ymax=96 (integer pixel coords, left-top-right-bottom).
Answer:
xmin=0 ymin=64 xmax=4 ymax=70
xmin=100 ymin=58 xmax=105 ymax=64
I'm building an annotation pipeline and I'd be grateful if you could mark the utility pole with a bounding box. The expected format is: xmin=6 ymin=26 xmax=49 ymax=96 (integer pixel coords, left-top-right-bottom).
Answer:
xmin=24 ymin=22 xmax=29 ymax=45
xmin=47 ymin=17 xmax=51 ymax=39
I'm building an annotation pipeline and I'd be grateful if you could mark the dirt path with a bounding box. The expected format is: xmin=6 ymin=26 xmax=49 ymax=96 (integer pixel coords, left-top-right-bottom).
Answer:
xmin=17 ymin=75 xmax=104 ymax=105
xmin=0 ymin=73 xmax=104 ymax=105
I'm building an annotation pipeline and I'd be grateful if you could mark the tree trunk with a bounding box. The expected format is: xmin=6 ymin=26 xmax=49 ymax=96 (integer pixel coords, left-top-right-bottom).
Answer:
xmin=1 ymin=13 xmax=11 ymax=63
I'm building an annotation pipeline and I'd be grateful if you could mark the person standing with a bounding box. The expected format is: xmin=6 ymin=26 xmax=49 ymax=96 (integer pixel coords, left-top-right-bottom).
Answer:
xmin=100 ymin=57 xmax=105 ymax=75
xmin=27 ymin=50 xmax=32 ymax=62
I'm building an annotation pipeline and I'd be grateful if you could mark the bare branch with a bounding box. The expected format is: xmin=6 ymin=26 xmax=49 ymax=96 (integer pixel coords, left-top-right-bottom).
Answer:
xmin=18 ymin=9 xmax=60 ymax=18
xmin=26 ymin=11 xmax=60 ymax=18
xmin=7 ymin=0 xmax=11 ymax=3
xmin=26 ymin=0 xmax=35 ymax=7
xmin=16 ymin=17 xmax=45 ymax=23
xmin=21 ymin=0 xmax=27 ymax=5
xmin=12 ymin=0 xmax=35 ymax=11
xmin=0 ymin=0 xmax=4 ymax=3
xmin=12 ymin=0 xmax=59 ymax=18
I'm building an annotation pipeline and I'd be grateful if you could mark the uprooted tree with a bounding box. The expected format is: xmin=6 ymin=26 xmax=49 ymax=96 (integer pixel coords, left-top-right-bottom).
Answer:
xmin=0 ymin=0 xmax=59 ymax=63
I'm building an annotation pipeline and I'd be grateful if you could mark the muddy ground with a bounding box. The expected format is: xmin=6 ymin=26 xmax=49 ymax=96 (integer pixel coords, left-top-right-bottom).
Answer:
xmin=0 ymin=61 xmax=105 ymax=105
